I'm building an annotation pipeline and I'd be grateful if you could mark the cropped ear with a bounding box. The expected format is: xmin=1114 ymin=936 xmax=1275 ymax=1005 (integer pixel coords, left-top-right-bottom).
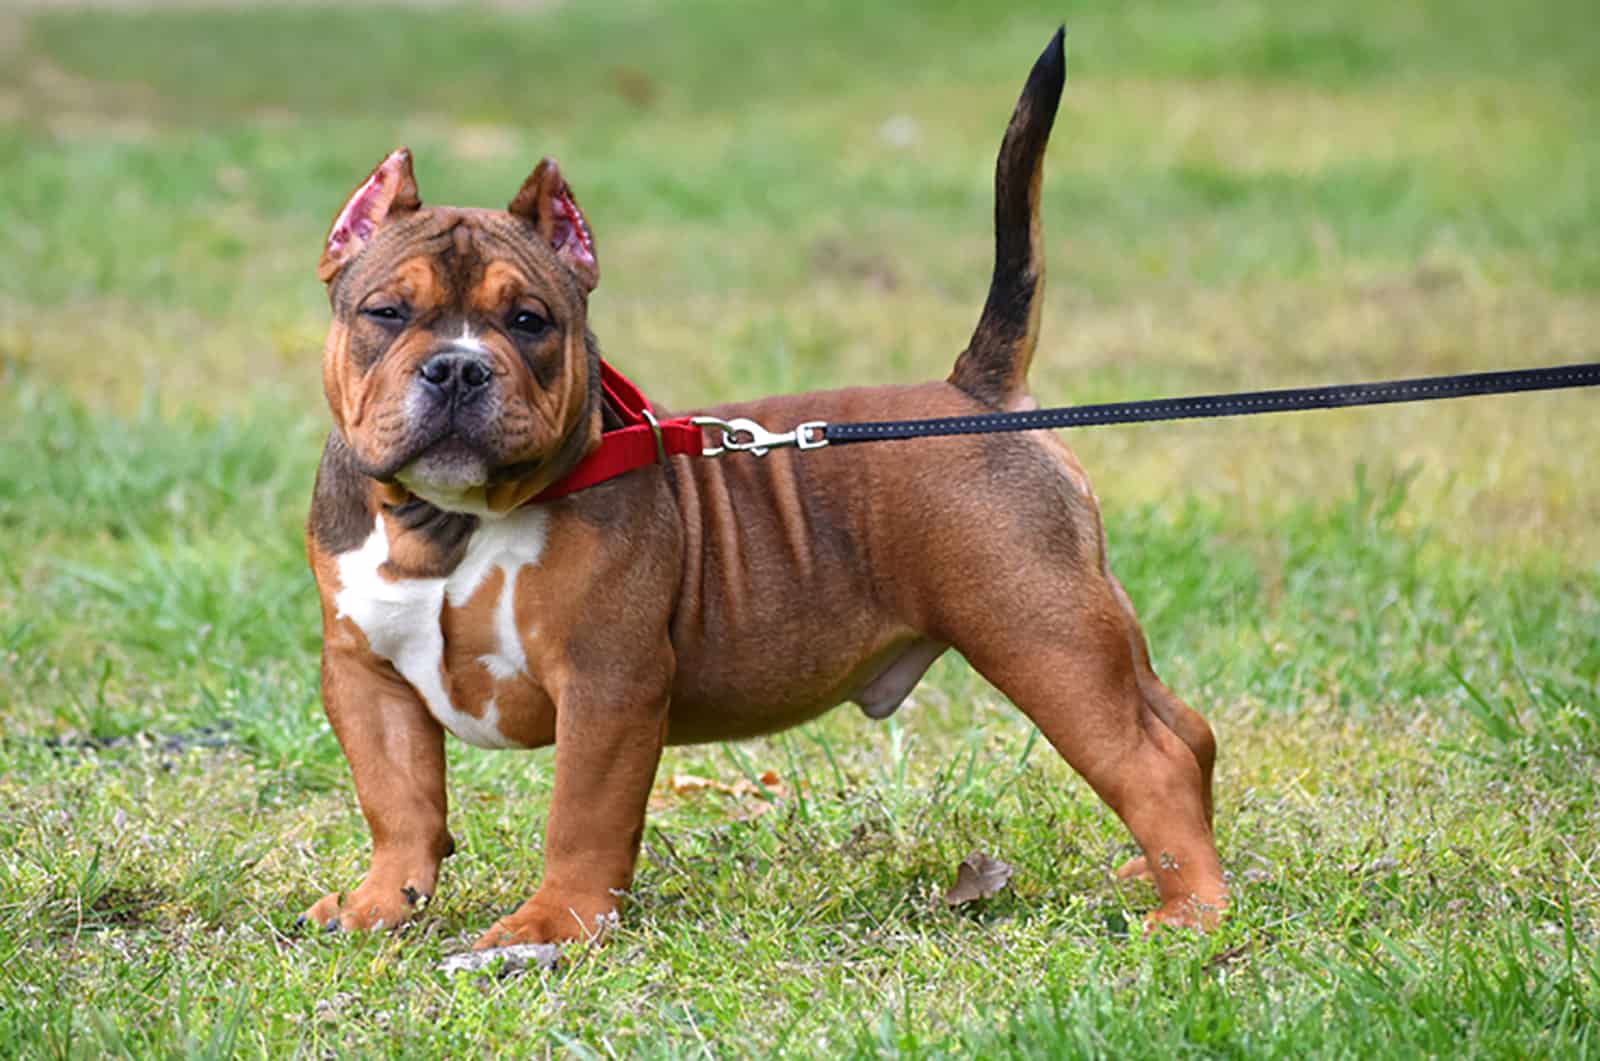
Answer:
xmin=319 ymin=147 xmax=422 ymax=284
xmin=508 ymin=157 xmax=598 ymax=292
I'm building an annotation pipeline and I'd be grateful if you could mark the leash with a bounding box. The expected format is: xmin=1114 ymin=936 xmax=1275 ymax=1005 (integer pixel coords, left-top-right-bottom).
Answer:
xmin=530 ymin=360 xmax=1597 ymax=501
xmin=691 ymin=361 xmax=1600 ymax=457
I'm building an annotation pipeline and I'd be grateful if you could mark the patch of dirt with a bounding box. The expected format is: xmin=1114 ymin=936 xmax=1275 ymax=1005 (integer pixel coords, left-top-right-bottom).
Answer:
xmin=84 ymin=884 xmax=167 ymax=930
xmin=10 ymin=724 xmax=238 ymax=756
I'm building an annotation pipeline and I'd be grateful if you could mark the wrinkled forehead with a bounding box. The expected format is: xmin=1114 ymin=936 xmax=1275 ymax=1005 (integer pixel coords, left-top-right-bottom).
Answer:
xmin=332 ymin=207 xmax=580 ymax=311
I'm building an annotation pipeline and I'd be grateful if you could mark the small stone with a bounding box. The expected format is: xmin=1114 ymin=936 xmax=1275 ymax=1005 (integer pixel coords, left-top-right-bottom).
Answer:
xmin=437 ymin=943 xmax=560 ymax=977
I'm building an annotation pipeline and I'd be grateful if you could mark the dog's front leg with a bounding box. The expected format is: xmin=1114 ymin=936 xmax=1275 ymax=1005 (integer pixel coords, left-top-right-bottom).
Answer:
xmin=301 ymin=645 xmax=453 ymax=933
xmin=473 ymin=684 xmax=670 ymax=949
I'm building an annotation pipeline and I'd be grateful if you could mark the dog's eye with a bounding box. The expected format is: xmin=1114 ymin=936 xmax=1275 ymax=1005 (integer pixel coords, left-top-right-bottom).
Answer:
xmin=361 ymin=305 xmax=406 ymax=325
xmin=509 ymin=309 xmax=551 ymax=337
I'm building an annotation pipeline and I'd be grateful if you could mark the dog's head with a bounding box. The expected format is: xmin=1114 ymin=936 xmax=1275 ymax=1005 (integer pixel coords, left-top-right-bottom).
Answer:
xmin=317 ymin=148 xmax=602 ymax=514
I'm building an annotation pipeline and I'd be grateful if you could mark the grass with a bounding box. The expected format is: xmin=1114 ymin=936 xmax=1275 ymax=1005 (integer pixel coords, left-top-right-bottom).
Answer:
xmin=1 ymin=0 xmax=1598 ymax=1055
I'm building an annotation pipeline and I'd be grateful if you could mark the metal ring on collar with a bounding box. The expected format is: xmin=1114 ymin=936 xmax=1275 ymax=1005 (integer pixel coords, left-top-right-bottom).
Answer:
xmin=640 ymin=407 xmax=668 ymax=464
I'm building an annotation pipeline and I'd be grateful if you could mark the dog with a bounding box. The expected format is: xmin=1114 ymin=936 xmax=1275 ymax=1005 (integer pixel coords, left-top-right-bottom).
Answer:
xmin=299 ymin=30 xmax=1226 ymax=948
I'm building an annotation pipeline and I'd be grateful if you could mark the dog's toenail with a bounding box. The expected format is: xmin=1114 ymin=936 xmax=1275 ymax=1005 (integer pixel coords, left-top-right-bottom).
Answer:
xmin=401 ymin=885 xmax=421 ymax=906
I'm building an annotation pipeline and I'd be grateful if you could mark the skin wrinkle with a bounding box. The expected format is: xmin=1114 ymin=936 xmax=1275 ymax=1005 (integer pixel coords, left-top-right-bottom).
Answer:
xmin=766 ymin=452 xmax=816 ymax=583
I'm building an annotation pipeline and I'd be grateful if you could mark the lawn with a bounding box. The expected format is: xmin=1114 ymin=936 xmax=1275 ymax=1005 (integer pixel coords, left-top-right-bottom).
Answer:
xmin=1 ymin=0 xmax=1597 ymax=1055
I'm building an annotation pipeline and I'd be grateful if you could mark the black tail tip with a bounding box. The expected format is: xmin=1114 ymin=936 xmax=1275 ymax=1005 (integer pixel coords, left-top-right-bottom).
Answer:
xmin=1022 ymin=26 xmax=1067 ymax=107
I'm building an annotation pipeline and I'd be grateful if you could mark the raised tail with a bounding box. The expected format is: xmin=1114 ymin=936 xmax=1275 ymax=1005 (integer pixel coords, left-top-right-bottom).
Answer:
xmin=948 ymin=28 xmax=1065 ymax=408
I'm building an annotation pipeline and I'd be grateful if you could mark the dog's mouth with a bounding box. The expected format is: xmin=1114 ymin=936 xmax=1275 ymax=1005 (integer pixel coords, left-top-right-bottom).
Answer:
xmin=391 ymin=433 xmax=552 ymax=515
xmin=398 ymin=434 xmax=490 ymax=492
xmin=349 ymin=384 xmax=574 ymax=514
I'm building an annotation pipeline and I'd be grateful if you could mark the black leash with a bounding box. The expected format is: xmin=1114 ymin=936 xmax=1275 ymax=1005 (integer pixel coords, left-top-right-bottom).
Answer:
xmin=821 ymin=361 xmax=1600 ymax=446
xmin=691 ymin=361 xmax=1599 ymax=457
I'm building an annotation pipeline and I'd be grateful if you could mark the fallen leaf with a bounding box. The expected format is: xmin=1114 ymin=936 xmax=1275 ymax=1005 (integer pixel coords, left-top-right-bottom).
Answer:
xmin=663 ymin=770 xmax=790 ymax=820
xmin=729 ymin=770 xmax=786 ymax=801
xmin=669 ymin=772 xmax=723 ymax=795
xmin=669 ymin=770 xmax=786 ymax=801
xmin=943 ymin=850 xmax=1014 ymax=907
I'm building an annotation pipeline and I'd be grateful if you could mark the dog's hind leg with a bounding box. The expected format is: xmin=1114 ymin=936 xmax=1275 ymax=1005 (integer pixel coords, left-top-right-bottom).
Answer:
xmin=941 ymin=573 xmax=1227 ymax=930
xmin=1104 ymin=573 xmax=1218 ymax=882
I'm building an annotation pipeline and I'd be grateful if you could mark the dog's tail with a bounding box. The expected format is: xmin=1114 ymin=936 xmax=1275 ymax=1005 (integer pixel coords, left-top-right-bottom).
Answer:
xmin=948 ymin=28 xmax=1065 ymax=408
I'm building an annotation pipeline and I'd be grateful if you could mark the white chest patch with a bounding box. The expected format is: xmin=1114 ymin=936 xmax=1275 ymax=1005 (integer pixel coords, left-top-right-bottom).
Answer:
xmin=333 ymin=509 xmax=549 ymax=749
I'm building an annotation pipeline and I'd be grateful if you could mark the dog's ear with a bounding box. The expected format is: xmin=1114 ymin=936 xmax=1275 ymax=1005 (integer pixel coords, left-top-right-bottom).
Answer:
xmin=319 ymin=147 xmax=422 ymax=284
xmin=508 ymin=157 xmax=598 ymax=292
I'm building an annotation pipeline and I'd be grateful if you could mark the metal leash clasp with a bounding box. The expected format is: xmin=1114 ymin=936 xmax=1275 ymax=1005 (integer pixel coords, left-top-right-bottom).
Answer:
xmin=693 ymin=416 xmax=829 ymax=458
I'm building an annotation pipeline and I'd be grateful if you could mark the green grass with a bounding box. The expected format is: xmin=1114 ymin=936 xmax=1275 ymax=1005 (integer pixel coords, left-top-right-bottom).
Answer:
xmin=2 ymin=0 xmax=1598 ymax=1055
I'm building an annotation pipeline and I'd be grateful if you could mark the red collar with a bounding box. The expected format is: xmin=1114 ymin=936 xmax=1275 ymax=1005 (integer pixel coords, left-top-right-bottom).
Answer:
xmin=528 ymin=361 xmax=704 ymax=503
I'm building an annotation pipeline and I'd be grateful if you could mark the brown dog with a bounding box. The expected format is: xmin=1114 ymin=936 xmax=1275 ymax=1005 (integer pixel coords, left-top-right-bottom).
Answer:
xmin=300 ymin=31 xmax=1226 ymax=948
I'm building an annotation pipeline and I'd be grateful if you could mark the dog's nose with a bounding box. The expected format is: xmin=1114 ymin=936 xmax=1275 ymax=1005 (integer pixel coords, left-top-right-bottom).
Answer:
xmin=418 ymin=352 xmax=493 ymax=396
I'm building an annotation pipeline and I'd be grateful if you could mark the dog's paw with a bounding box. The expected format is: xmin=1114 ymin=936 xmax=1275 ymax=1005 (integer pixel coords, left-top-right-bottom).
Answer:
xmin=298 ymin=880 xmax=431 ymax=934
xmin=1142 ymin=893 xmax=1227 ymax=934
xmin=471 ymin=895 xmax=619 ymax=950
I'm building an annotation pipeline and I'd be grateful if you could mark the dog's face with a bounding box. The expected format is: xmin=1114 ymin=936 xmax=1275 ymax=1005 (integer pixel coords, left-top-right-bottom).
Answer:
xmin=318 ymin=149 xmax=601 ymax=513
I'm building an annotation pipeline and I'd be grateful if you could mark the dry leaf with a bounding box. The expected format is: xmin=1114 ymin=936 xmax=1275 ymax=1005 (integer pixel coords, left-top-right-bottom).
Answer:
xmin=729 ymin=770 xmax=785 ymax=800
xmin=661 ymin=770 xmax=791 ymax=822
xmin=668 ymin=773 xmax=722 ymax=795
xmin=943 ymin=850 xmax=1014 ymax=907
xmin=669 ymin=770 xmax=785 ymax=801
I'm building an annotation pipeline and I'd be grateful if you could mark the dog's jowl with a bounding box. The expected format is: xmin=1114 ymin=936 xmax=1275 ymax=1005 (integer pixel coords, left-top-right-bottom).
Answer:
xmin=301 ymin=30 xmax=1227 ymax=948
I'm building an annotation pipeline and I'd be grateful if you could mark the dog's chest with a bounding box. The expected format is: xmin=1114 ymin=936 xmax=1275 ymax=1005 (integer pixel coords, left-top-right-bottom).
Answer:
xmin=333 ymin=510 xmax=550 ymax=748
